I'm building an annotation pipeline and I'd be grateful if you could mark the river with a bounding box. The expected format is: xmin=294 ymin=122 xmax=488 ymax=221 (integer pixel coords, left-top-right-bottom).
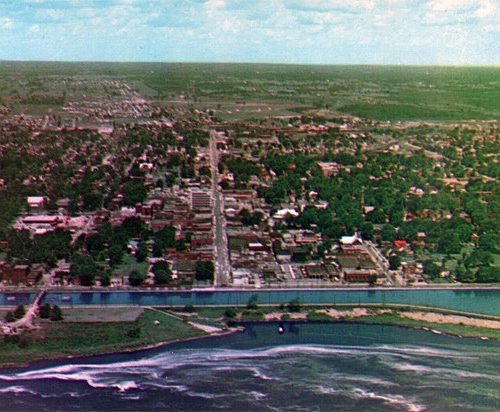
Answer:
xmin=1 ymin=322 xmax=499 ymax=411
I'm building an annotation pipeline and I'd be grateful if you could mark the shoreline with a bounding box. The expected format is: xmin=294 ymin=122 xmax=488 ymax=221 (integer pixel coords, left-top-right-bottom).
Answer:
xmin=0 ymin=327 xmax=244 ymax=371
xmin=1 ymin=317 xmax=496 ymax=371
xmin=1 ymin=305 xmax=498 ymax=370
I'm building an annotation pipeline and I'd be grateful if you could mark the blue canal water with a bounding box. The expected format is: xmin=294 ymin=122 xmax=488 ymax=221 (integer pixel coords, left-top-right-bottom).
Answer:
xmin=1 ymin=322 xmax=499 ymax=411
xmin=1 ymin=288 xmax=499 ymax=316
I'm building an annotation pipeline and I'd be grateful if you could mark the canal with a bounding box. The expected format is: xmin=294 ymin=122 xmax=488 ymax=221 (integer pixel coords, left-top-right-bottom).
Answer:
xmin=1 ymin=288 xmax=499 ymax=316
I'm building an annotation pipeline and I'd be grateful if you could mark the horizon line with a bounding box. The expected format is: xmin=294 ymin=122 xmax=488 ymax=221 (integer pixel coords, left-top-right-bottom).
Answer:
xmin=0 ymin=59 xmax=498 ymax=68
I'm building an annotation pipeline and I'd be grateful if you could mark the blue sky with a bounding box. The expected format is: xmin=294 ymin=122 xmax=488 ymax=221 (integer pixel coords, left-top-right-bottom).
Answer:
xmin=0 ymin=0 xmax=498 ymax=64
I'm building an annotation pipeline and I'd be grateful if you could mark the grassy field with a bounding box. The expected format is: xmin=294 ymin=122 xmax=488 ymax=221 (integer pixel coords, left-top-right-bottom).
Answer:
xmin=112 ymin=254 xmax=148 ymax=278
xmin=0 ymin=62 xmax=498 ymax=121
xmin=0 ymin=308 xmax=206 ymax=367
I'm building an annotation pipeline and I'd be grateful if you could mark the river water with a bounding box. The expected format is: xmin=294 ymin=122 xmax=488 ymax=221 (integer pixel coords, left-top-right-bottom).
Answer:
xmin=1 ymin=323 xmax=499 ymax=411
xmin=1 ymin=288 xmax=499 ymax=316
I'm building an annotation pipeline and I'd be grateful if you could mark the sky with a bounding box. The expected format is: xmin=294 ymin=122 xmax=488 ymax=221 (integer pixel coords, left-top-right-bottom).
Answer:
xmin=0 ymin=0 xmax=498 ymax=65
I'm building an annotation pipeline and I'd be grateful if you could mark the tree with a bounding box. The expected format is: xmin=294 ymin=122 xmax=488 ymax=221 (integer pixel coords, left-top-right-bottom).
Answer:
xmin=128 ymin=269 xmax=146 ymax=287
xmin=455 ymin=264 xmax=474 ymax=283
xmin=122 ymin=181 xmax=147 ymax=206
xmin=121 ymin=217 xmax=147 ymax=239
xmin=195 ymin=261 xmax=215 ymax=282
xmin=14 ymin=305 xmax=25 ymax=320
xmin=380 ymin=224 xmax=397 ymax=242
xmin=126 ymin=327 xmax=141 ymax=338
xmin=287 ymin=298 xmax=302 ymax=313
xmin=108 ymin=244 xmax=124 ymax=267
xmin=154 ymin=269 xmax=172 ymax=285
xmin=70 ymin=254 xmax=97 ymax=286
xmin=100 ymin=272 xmax=112 ymax=287
xmin=154 ymin=227 xmax=176 ymax=248
xmin=50 ymin=305 xmax=63 ymax=321
xmin=183 ymin=305 xmax=195 ymax=313
xmin=479 ymin=232 xmax=499 ymax=254
xmin=424 ymin=261 xmax=441 ymax=277
xmin=389 ymin=255 xmax=401 ymax=270
xmin=4 ymin=311 xmax=15 ymax=323
xmin=360 ymin=222 xmax=374 ymax=240
xmin=39 ymin=303 xmax=51 ymax=319
xmin=438 ymin=232 xmax=461 ymax=255
xmin=368 ymin=209 xmax=386 ymax=224
xmin=247 ymin=294 xmax=259 ymax=310
xmin=476 ymin=266 xmax=500 ymax=283
xmin=153 ymin=239 xmax=165 ymax=257
xmin=135 ymin=241 xmax=148 ymax=263
xmin=465 ymin=249 xmax=493 ymax=269
xmin=7 ymin=230 xmax=31 ymax=259
xmin=151 ymin=261 xmax=172 ymax=285
xmin=224 ymin=308 xmax=237 ymax=319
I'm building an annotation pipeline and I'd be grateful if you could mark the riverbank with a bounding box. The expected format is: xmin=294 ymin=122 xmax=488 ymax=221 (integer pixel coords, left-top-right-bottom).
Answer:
xmin=0 ymin=308 xmax=215 ymax=369
xmin=188 ymin=305 xmax=500 ymax=340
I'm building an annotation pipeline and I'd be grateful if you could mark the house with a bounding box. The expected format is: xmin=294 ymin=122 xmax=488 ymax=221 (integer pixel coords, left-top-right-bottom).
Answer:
xmin=343 ymin=269 xmax=378 ymax=283
xmin=317 ymin=162 xmax=341 ymax=178
xmin=394 ymin=240 xmax=409 ymax=252
xmin=27 ymin=196 xmax=49 ymax=211
xmin=340 ymin=234 xmax=362 ymax=245
xmin=273 ymin=208 xmax=299 ymax=220
xmin=1 ymin=265 xmax=30 ymax=284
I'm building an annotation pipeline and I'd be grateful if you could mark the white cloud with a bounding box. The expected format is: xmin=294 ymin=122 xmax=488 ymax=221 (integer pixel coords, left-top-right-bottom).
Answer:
xmin=37 ymin=8 xmax=66 ymax=20
xmin=285 ymin=0 xmax=376 ymax=12
xmin=204 ymin=0 xmax=227 ymax=8
xmin=0 ymin=17 xmax=15 ymax=29
xmin=484 ymin=23 xmax=500 ymax=31
xmin=473 ymin=0 xmax=496 ymax=18
xmin=424 ymin=0 xmax=496 ymax=18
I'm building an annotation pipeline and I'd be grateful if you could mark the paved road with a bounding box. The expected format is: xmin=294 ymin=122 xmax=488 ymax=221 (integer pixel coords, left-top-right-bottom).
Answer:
xmin=209 ymin=130 xmax=232 ymax=287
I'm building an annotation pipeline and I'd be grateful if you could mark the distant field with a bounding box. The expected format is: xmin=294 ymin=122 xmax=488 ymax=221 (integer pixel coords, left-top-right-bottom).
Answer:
xmin=0 ymin=61 xmax=498 ymax=121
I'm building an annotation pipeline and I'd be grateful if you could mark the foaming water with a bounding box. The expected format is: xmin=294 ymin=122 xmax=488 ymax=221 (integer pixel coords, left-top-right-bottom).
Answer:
xmin=0 ymin=323 xmax=499 ymax=411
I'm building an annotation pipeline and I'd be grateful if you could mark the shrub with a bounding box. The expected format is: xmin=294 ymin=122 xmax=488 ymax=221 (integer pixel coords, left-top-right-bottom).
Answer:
xmin=50 ymin=305 xmax=63 ymax=321
xmin=287 ymin=298 xmax=302 ymax=313
xmin=126 ymin=327 xmax=141 ymax=338
xmin=224 ymin=308 xmax=237 ymax=319
xmin=184 ymin=304 xmax=195 ymax=313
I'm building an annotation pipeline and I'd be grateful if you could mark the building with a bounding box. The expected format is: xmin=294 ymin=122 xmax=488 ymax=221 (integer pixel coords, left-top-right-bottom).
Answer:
xmin=27 ymin=196 xmax=49 ymax=211
xmin=317 ymin=162 xmax=341 ymax=178
xmin=1 ymin=264 xmax=30 ymax=284
xmin=190 ymin=190 xmax=212 ymax=211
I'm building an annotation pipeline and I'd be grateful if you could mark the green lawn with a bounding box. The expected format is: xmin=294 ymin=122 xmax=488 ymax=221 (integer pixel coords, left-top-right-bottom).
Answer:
xmin=0 ymin=309 xmax=205 ymax=367
xmin=112 ymin=253 xmax=148 ymax=277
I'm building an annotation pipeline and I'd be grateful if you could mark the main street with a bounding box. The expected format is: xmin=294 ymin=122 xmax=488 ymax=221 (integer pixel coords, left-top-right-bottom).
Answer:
xmin=209 ymin=130 xmax=232 ymax=287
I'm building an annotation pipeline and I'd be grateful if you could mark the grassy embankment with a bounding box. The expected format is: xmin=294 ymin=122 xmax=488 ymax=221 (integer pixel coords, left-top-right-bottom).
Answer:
xmin=349 ymin=312 xmax=500 ymax=340
xmin=0 ymin=308 xmax=206 ymax=367
xmin=169 ymin=305 xmax=500 ymax=340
